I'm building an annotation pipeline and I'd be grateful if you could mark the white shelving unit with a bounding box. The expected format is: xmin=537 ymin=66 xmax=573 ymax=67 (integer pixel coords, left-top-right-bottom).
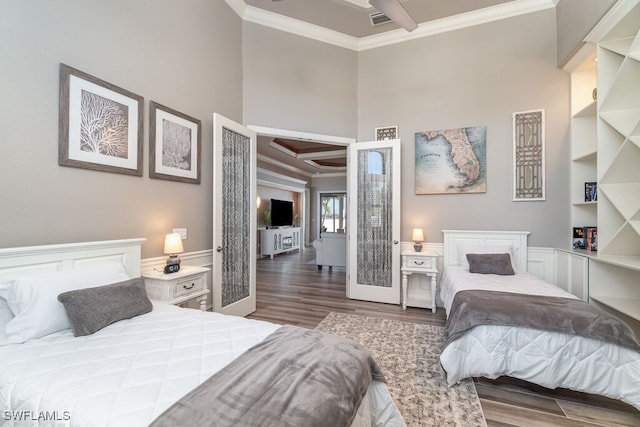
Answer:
xmin=569 ymin=47 xmax=598 ymax=240
xmin=584 ymin=0 xmax=640 ymax=324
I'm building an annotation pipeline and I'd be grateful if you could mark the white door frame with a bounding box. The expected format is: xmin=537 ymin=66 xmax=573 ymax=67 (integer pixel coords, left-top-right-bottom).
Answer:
xmin=249 ymin=125 xmax=356 ymax=249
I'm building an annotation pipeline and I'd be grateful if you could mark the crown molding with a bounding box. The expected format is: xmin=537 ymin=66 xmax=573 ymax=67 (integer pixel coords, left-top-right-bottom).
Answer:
xmin=248 ymin=125 xmax=355 ymax=146
xmin=225 ymin=0 xmax=556 ymax=51
xmin=257 ymin=153 xmax=313 ymax=178
xmin=303 ymin=159 xmax=347 ymax=171
xmin=311 ymin=171 xmax=347 ymax=179
xmin=584 ymin=0 xmax=640 ymax=43
xmin=268 ymin=139 xmax=347 ymax=160
xmin=257 ymin=166 xmax=309 ymax=186
xmin=359 ymin=0 xmax=556 ymax=50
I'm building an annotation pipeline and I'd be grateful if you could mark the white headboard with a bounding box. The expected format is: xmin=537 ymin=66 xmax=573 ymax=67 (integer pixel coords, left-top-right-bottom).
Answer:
xmin=0 ymin=238 xmax=145 ymax=279
xmin=442 ymin=230 xmax=530 ymax=272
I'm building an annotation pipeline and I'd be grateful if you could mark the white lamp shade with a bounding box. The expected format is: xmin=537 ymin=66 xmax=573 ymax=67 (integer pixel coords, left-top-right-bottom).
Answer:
xmin=164 ymin=233 xmax=184 ymax=255
xmin=411 ymin=228 xmax=424 ymax=242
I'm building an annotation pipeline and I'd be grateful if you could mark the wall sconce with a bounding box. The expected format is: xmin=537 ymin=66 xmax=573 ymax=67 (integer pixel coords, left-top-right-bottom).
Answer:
xmin=412 ymin=228 xmax=424 ymax=252
xmin=164 ymin=233 xmax=184 ymax=273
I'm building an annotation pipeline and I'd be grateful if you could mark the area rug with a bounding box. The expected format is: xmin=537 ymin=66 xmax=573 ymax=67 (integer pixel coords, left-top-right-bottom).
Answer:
xmin=316 ymin=312 xmax=486 ymax=427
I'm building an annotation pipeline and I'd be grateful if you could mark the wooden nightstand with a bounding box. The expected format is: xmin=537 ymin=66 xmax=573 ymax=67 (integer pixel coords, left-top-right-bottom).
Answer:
xmin=401 ymin=250 xmax=438 ymax=313
xmin=142 ymin=265 xmax=210 ymax=311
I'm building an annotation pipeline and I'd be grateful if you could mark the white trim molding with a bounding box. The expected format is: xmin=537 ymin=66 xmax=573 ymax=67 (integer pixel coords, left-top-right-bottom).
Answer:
xmin=257 ymin=154 xmax=313 ymax=178
xmin=249 ymin=125 xmax=355 ymax=146
xmin=226 ymin=0 xmax=556 ymax=51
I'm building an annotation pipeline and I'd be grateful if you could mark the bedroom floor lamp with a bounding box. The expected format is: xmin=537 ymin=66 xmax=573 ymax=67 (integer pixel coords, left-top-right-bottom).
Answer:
xmin=412 ymin=228 xmax=424 ymax=252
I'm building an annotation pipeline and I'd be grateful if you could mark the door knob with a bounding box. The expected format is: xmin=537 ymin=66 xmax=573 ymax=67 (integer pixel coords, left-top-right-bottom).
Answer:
xmin=216 ymin=246 xmax=224 ymax=252
xmin=393 ymin=240 xmax=399 ymax=244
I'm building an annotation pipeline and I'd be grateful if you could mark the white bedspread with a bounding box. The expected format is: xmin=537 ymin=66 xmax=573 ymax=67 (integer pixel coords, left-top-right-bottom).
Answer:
xmin=0 ymin=303 xmax=402 ymax=426
xmin=439 ymin=266 xmax=640 ymax=410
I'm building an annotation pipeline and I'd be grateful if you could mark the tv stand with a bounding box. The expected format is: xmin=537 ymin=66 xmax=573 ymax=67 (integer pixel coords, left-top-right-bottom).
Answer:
xmin=261 ymin=227 xmax=301 ymax=259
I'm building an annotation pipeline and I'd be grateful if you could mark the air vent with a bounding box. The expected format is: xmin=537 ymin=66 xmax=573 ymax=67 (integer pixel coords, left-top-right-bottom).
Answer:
xmin=369 ymin=11 xmax=392 ymax=26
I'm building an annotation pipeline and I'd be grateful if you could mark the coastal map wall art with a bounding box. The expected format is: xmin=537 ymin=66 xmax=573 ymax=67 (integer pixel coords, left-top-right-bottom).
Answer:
xmin=414 ymin=127 xmax=487 ymax=194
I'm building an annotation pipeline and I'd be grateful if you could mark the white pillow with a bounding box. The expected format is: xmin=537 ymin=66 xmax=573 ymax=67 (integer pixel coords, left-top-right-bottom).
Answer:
xmin=2 ymin=263 xmax=130 ymax=343
xmin=456 ymin=244 xmax=518 ymax=272
xmin=0 ymin=295 xmax=14 ymax=345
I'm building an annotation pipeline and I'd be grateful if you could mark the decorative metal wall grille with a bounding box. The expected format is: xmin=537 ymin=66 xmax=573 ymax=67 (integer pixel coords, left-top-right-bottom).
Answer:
xmin=513 ymin=110 xmax=545 ymax=201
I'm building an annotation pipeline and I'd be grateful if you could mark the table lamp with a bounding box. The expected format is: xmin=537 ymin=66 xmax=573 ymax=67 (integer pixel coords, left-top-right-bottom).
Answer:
xmin=164 ymin=233 xmax=184 ymax=273
xmin=412 ymin=228 xmax=424 ymax=252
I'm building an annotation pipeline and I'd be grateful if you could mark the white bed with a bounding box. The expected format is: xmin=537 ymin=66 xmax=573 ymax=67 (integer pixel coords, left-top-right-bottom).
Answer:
xmin=439 ymin=230 xmax=640 ymax=410
xmin=0 ymin=239 xmax=404 ymax=426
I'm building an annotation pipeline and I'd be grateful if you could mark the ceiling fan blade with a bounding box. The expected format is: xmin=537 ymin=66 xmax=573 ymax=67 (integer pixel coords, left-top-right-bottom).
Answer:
xmin=369 ymin=0 xmax=418 ymax=32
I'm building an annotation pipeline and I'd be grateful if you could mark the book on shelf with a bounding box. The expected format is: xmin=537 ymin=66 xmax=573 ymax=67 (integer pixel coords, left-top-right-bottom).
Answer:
xmin=586 ymin=226 xmax=597 ymax=252
xmin=572 ymin=227 xmax=586 ymax=250
xmin=584 ymin=181 xmax=597 ymax=202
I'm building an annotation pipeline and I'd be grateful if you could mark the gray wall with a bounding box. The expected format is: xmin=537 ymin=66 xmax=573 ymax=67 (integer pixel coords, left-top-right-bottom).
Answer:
xmin=0 ymin=0 xmax=242 ymax=257
xmin=242 ymin=23 xmax=358 ymax=138
xmin=1 ymin=2 xmax=590 ymax=255
xmin=556 ymin=0 xmax=616 ymax=66
xmin=357 ymin=9 xmax=571 ymax=247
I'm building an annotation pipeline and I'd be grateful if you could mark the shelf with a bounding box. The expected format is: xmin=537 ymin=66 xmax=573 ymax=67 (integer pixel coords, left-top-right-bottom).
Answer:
xmin=598 ymin=183 xmax=640 ymax=219
xmin=590 ymin=295 xmax=640 ymax=321
xmin=600 ymin=36 xmax=635 ymax=57
xmin=573 ymin=101 xmax=597 ymax=118
xmin=572 ymin=151 xmax=596 ymax=162
xmin=593 ymin=253 xmax=640 ymax=271
xmin=572 ymin=201 xmax=597 ymax=207
xmin=585 ymin=0 xmax=640 ymax=327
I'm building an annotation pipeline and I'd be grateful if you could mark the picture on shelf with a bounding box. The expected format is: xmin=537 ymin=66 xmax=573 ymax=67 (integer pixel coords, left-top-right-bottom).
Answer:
xmin=586 ymin=226 xmax=598 ymax=252
xmin=572 ymin=227 xmax=586 ymax=250
xmin=585 ymin=181 xmax=597 ymax=202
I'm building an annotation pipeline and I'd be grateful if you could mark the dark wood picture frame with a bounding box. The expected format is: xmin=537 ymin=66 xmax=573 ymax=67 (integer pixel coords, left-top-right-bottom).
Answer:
xmin=149 ymin=101 xmax=201 ymax=184
xmin=58 ymin=64 xmax=144 ymax=176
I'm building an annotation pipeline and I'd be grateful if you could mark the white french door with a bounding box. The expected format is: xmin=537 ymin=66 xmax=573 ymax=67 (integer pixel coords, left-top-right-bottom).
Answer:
xmin=212 ymin=113 xmax=257 ymax=316
xmin=347 ymin=139 xmax=401 ymax=304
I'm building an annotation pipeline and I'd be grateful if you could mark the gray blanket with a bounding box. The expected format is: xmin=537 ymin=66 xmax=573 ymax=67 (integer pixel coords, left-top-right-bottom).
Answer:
xmin=150 ymin=325 xmax=386 ymax=427
xmin=445 ymin=290 xmax=640 ymax=352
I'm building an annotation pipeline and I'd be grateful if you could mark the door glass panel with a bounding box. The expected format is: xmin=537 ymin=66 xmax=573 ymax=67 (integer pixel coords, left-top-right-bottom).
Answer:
xmin=222 ymin=127 xmax=250 ymax=307
xmin=357 ymin=148 xmax=393 ymax=287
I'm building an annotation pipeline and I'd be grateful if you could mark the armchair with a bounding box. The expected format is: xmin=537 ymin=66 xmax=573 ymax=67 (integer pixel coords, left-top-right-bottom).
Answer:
xmin=312 ymin=232 xmax=347 ymax=270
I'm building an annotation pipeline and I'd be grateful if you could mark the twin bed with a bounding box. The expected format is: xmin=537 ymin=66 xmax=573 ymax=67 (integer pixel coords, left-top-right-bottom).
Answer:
xmin=0 ymin=239 xmax=404 ymax=426
xmin=439 ymin=230 xmax=640 ymax=411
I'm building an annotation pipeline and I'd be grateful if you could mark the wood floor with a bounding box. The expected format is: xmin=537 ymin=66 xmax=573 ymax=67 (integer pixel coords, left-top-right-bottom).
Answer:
xmin=248 ymin=248 xmax=640 ymax=427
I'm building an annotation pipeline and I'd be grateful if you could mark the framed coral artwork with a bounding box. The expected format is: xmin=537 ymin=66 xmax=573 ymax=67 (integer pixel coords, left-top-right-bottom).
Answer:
xmin=58 ymin=64 xmax=144 ymax=176
xmin=149 ymin=101 xmax=201 ymax=184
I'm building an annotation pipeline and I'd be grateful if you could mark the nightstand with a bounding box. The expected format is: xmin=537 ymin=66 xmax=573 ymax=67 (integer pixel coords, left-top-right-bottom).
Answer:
xmin=142 ymin=265 xmax=210 ymax=311
xmin=401 ymin=250 xmax=438 ymax=313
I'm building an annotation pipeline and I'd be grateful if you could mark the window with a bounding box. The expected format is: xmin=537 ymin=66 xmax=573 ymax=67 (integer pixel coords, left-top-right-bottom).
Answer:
xmin=320 ymin=193 xmax=346 ymax=234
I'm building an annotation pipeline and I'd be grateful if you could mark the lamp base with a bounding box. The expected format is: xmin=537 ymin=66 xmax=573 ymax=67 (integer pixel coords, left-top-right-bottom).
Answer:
xmin=166 ymin=255 xmax=181 ymax=266
xmin=413 ymin=243 xmax=423 ymax=252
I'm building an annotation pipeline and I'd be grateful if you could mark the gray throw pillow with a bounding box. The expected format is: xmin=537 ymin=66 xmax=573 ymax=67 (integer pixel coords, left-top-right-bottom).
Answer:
xmin=58 ymin=278 xmax=152 ymax=337
xmin=466 ymin=253 xmax=515 ymax=275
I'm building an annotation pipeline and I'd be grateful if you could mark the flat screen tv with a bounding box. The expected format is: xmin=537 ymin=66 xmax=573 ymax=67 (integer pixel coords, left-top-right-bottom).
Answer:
xmin=270 ymin=199 xmax=293 ymax=227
